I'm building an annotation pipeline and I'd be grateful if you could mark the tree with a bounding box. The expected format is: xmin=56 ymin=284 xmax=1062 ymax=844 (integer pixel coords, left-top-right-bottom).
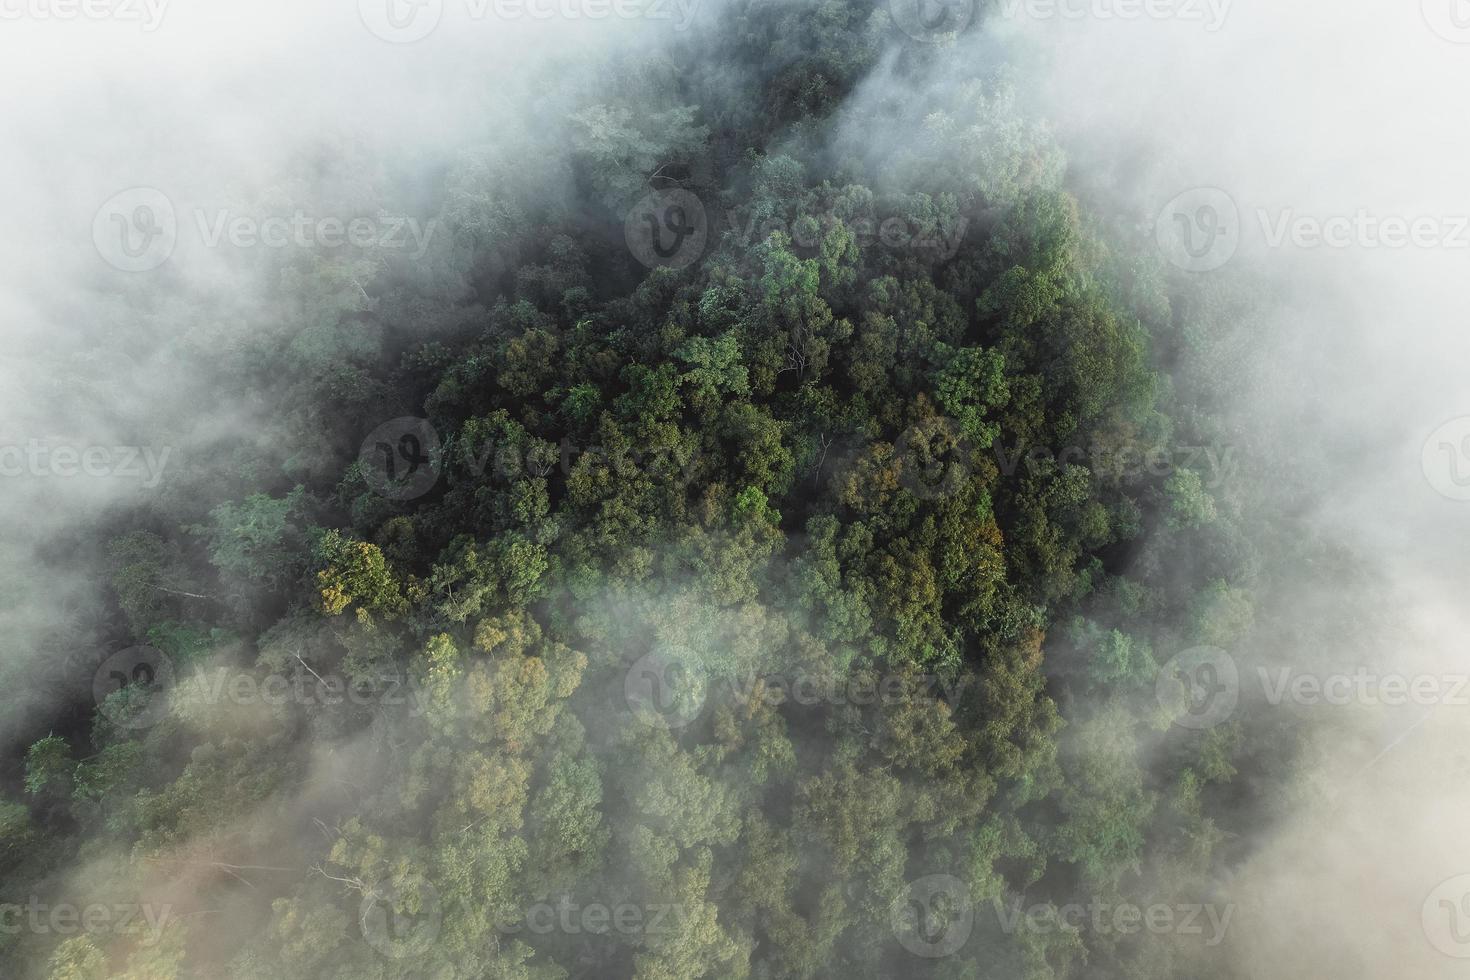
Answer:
xmin=196 ymin=487 xmax=312 ymax=597
xmin=1165 ymin=469 xmax=1219 ymax=529
xmin=569 ymin=104 xmax=708 ymax=212
xmin=314 ymin=530 xmax=408 ymax=623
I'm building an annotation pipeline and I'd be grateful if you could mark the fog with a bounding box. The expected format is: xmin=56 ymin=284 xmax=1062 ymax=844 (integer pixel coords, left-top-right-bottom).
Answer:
xmin=992 ymin=1 xmax=1470 ymax=974
xmin=0 ymin=0 xmax=675 ymax=743
xmin=4 ymin=0 xmax=1469 ymax=975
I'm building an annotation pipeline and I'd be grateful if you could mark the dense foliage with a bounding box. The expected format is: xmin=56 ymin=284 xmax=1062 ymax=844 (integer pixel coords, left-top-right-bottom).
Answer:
xmin=2 ymin=3 xmax=1279 ymax=978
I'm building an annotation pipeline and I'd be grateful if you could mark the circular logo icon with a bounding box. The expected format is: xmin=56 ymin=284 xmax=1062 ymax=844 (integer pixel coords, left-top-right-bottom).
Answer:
xmin=1155 ymin=187 xmax=1239 ymax=272
xmin=92 ymin=645 xmax=175 ymax=729
xmin=358 ymin=0 xmax=443 ymax=42
xmin=360 ymin=417 xmax=442 ymax=501
xmin=891 ymin=874 xmax=973 ymax=958
xmin=1156 ymin=646 xmax=1238 ymax=730
xmin=888 ymin=0 xmax=976 ymax=41
xmin=624 ymin=649 xmax=707 ymax=729
xmin=1421 ymin=417 xmax=1470 ymax=501
xmin=1423 ymin=873 xmax=1470 ymax=957
xmin=625 ymin=190 xmax=708 ymax=271
xmin=894 ymin=417 xmax=972 ymax=501
xmin=1422 ymin=0 xmax=1470 ymax=43
xmin=360 ymin=874 xmax=442 ymax=959
xmin=93 ymin=188 xmax=177 ymax=272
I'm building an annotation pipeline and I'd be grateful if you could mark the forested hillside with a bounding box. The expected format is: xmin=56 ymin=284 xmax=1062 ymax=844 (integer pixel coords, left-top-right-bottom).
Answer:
xmin=2 ymin=2 xmax=1289 ymax=977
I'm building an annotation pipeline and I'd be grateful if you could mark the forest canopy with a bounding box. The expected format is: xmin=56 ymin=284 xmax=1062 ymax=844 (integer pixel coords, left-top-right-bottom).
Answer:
xmin=0 ymin=2 xmax=1288 ymax=978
